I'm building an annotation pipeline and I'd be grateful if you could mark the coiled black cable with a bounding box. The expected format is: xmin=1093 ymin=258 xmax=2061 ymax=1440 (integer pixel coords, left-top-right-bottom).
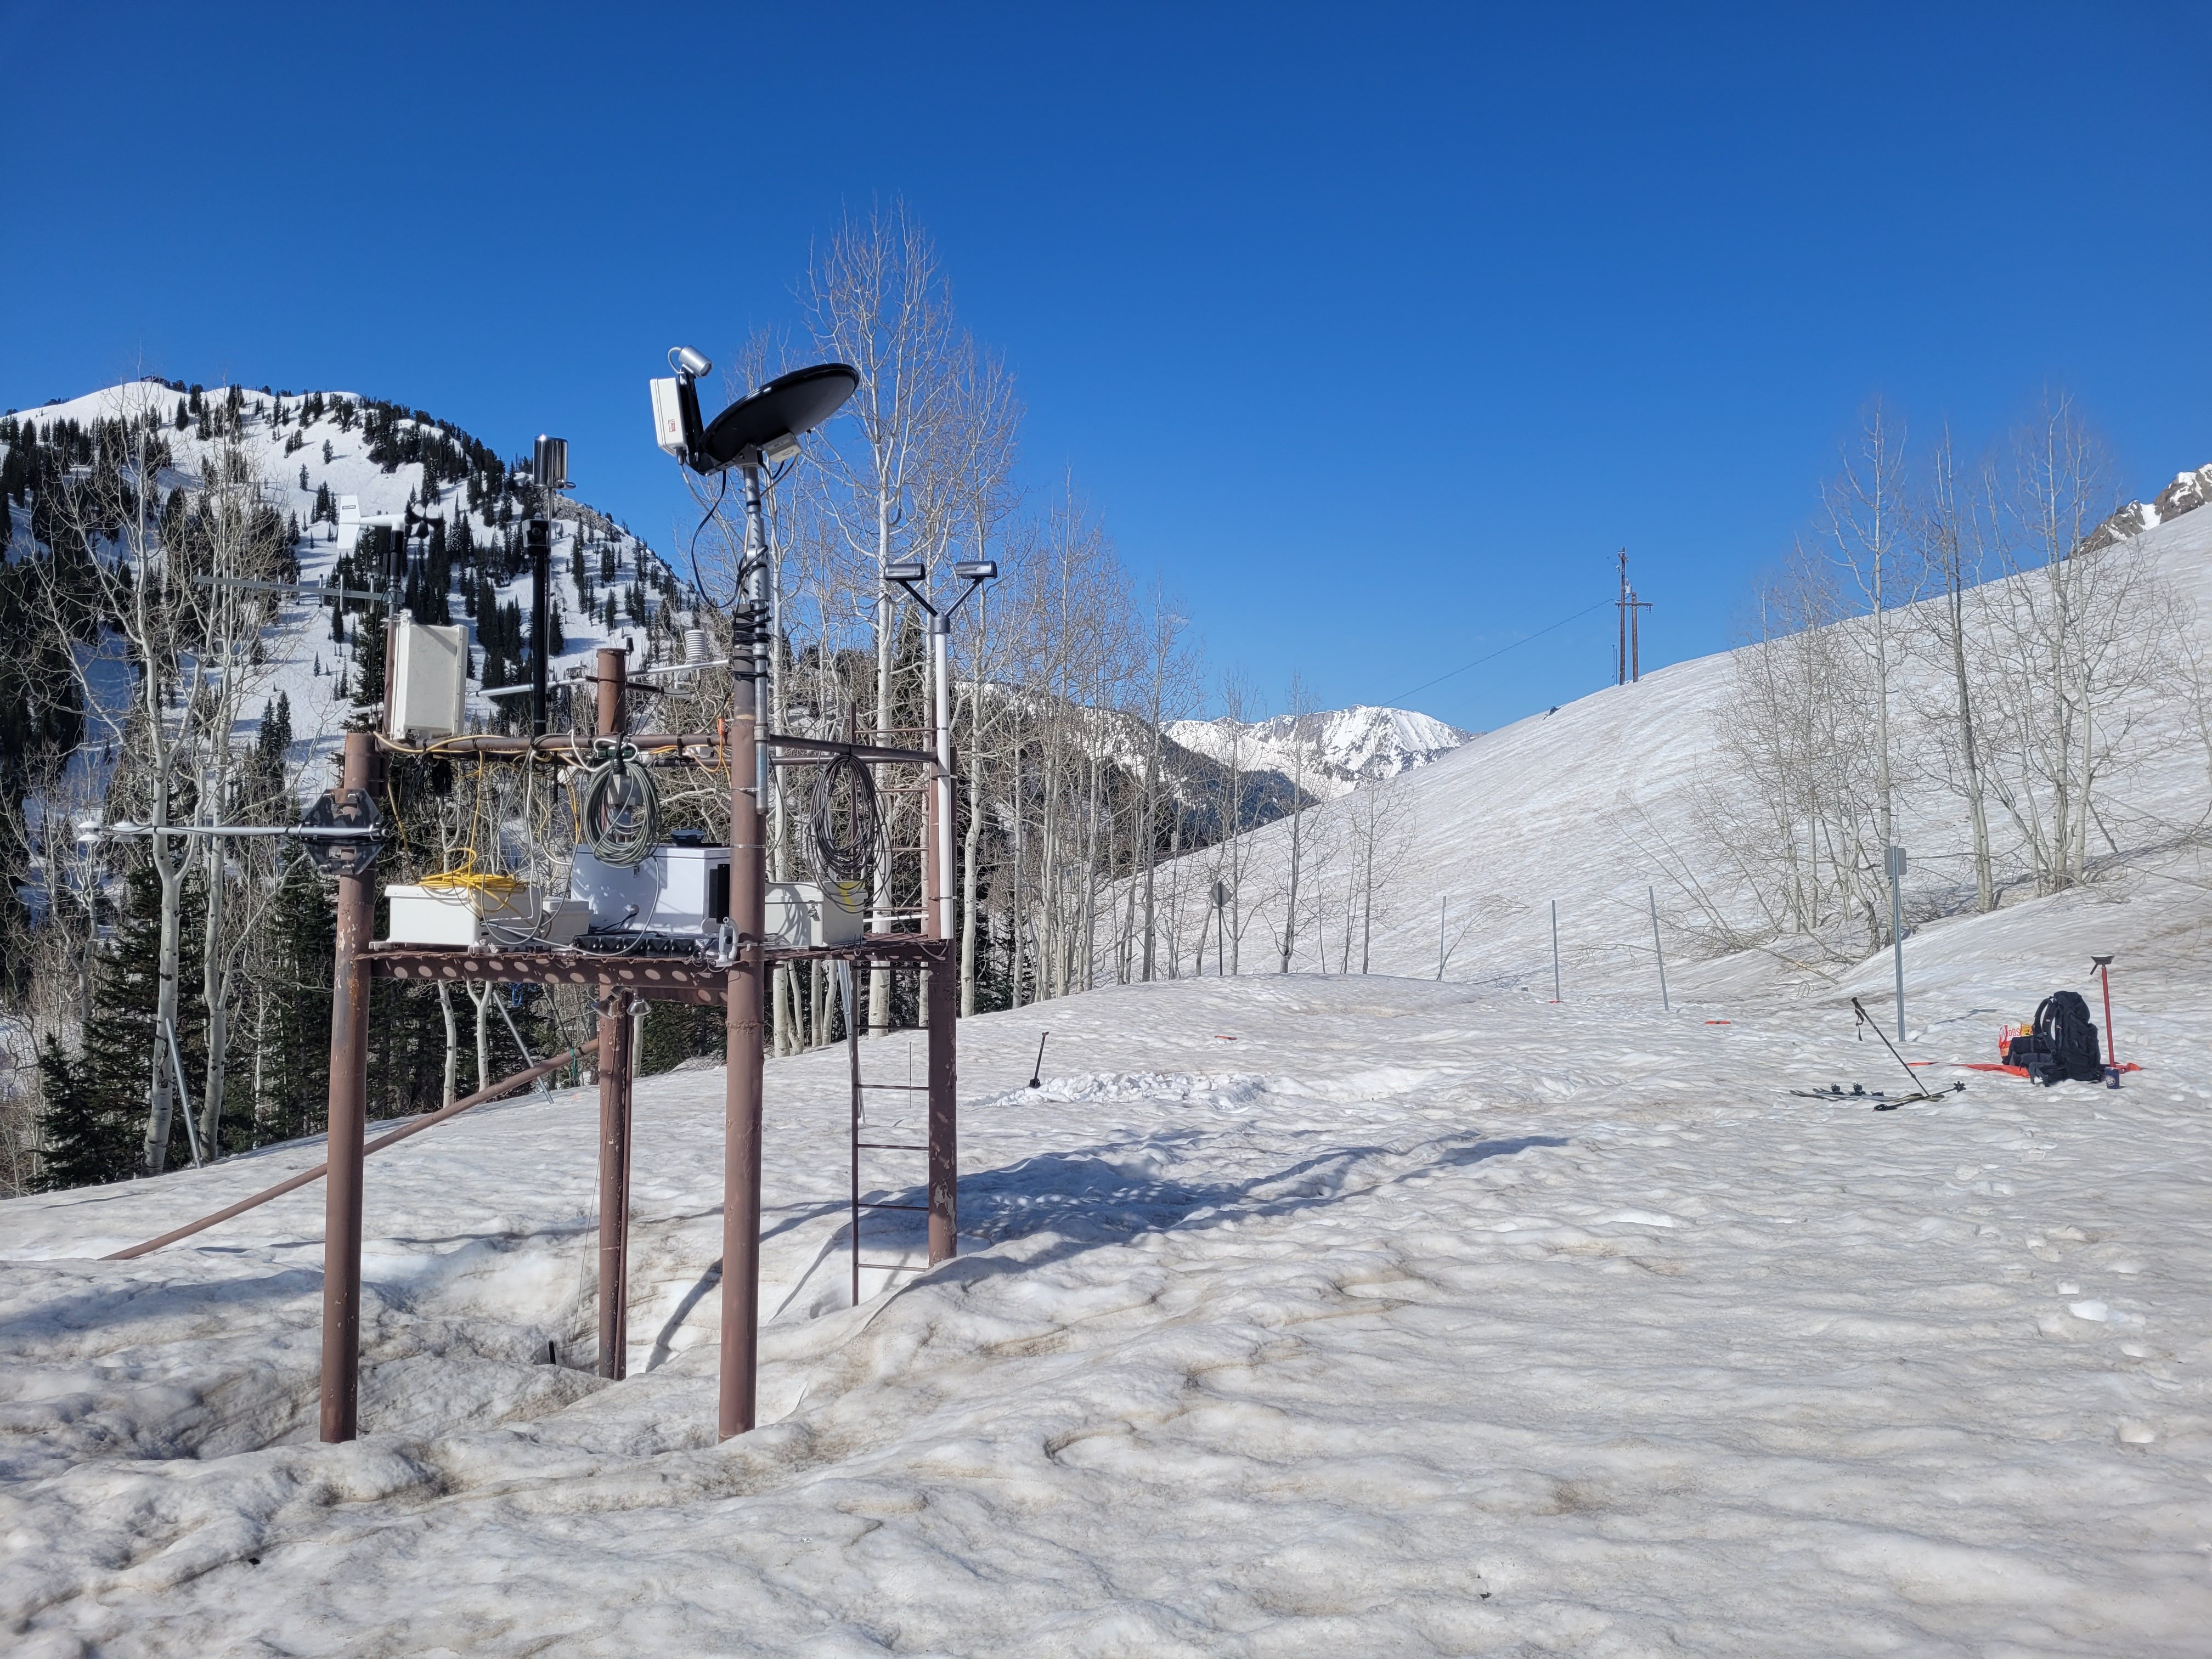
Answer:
xmin=579 ymin=741 xmax=660 ymax=867
xmin=808 ymin=750 xmax=882 ymax=881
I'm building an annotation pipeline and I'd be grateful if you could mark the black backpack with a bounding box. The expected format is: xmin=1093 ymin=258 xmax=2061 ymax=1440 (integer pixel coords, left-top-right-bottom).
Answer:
xmin=2018 ymin=991 xmax=2102 ymax=1086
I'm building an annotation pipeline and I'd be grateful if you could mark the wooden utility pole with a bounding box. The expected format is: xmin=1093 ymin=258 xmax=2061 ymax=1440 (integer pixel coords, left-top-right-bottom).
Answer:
xmin=1617 ymin=549 xmax=1629 ymax=686
xmin=1616 ymin=549 xmax=1652 ymax=685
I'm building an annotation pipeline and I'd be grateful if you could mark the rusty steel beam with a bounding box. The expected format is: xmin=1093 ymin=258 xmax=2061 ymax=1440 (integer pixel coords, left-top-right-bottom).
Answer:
xmin=106 ymin=1037 xmax=601 ymax=1261
xmin=363 ymin=940 xmax=952 ymax=999
xmin=320 ymin=730 xmax=380 ymax=1443
xmin=593 ymin=650 xmax=635 ymax=1384
xmin=374 ymin=732 xmax=723 ymax=763
xmin=364 ymin=950 xmax=730 ymax=1003
xmin=927 ymin=948 xmax=958 ymax=1266
xmin=596 ymin=991 xmax=634 ymax=1379
xmin=762 ymin=731 xmax=944 ymax=773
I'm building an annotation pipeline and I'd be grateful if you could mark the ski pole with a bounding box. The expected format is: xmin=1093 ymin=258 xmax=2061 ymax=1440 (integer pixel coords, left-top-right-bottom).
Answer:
xmin=1852 ymin=996 xmax=1923 ymax=1093
xmin=2091 ymin=956 xmax=2118 ymax=1070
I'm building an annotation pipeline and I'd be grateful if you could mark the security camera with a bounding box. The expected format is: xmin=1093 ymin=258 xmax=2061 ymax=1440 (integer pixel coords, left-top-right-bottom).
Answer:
xmin=670 ymin=346 xmax=712 ymax=380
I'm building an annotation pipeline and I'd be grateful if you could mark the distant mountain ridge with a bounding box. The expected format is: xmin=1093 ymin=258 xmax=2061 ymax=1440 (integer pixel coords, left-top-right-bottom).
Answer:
xmin=2083 ymin=462 xmax=2212 ymax=551
xmin=1164 ymin=705 xmax=1473 ymax=799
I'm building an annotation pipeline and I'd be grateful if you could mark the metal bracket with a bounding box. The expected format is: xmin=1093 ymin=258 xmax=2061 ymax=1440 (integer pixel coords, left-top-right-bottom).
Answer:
xmin=299 ymin=788 xmax=386 ymax=875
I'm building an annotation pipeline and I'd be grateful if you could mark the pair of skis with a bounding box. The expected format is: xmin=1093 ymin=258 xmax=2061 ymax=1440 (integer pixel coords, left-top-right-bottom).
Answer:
xmin=1787 ymin=1000 xmax=1968 ymax=1111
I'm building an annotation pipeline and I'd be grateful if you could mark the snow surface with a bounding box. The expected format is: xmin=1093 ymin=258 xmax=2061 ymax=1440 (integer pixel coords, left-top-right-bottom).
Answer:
xmin=4 ymin=894 xmax=2211 ymax=1651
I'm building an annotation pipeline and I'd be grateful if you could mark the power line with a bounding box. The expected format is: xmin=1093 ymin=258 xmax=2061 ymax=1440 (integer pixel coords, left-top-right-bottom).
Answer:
xmin=1381 ymin=600 xmax=1612 ymax=707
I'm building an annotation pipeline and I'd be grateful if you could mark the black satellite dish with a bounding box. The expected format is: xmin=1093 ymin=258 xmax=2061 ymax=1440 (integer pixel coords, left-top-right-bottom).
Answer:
xmin=693 ymin=362 xmax=859 ymax=473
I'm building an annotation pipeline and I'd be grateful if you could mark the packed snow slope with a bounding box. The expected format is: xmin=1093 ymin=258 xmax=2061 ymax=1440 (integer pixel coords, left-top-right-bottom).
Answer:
xmin=1169 ymin=498 xmax=2212 ymax=1007
xmin=3 ymin=852 xmax=2211 ymax=1655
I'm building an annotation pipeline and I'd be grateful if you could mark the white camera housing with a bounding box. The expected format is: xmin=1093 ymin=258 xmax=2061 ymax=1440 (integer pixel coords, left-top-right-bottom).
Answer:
xmin=650 ymin=377 xmax=689 ymax=458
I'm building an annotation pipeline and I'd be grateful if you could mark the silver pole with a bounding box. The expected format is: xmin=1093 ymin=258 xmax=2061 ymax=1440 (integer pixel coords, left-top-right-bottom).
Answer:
xmin=1887 ymin=845 xmax=1908 ymax=1041
xmin=1647 ymin=885 xmax=1669 ymax=1012
xmin=931 ymin=616 xmax=956 ymax=941
xmin=163 ymin=1020 xmax=205 ymax=1168
xmin=1551 ymin=899 xmax=1561 ymax=1002
xmin=1436 ymin=895 xmax=1447 ymax=980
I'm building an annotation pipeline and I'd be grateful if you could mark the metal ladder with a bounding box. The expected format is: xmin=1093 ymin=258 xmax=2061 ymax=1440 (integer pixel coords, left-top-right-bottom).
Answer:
xmin=843 ymin=961 xmax=932 ymax=1305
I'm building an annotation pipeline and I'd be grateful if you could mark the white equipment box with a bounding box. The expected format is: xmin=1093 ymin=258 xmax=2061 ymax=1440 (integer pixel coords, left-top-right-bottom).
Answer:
xmin=570 ymin=847 xmax=866 ymax=946
xmin=573 ymin=845 xmax=730 ymax=934
xmin=386 ymin=618 xmax=467 ymax=738
xmin=764 ymin=881 xmax=866 ymax=948
xmin=650 ymin=377 xmax=689 ymax=457
xmin=385 ymin=883 xmax=588 ymax=948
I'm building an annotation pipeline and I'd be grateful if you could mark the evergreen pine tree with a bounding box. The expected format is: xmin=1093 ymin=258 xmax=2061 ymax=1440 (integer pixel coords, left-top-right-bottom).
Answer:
xmin=47 ymin=864 xmax=205 ymax=1184
xmin=35 ymin=1036 xmax=134 ymax=1189
xmin=251 ymin=692 xmax=294 ymax=814
xmin=353 ymin=607 xmax=387 ymax=708
xmin=254 ymin=862 xmax=335 ymax=1143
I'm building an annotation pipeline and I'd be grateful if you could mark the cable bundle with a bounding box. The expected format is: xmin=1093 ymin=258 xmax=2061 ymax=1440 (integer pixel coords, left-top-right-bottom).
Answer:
xmin=808 ymin=750 xmax=881 ymax=881
xmin=727 ymin=600 xmax=768 ymax=679
xmin=578 ymin=741 xmax=661 ymax=867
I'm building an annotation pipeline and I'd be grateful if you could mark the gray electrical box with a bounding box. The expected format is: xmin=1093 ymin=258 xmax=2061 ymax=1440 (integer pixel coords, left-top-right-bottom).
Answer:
xmin=573 ymin=845 xmax=729 ymax=934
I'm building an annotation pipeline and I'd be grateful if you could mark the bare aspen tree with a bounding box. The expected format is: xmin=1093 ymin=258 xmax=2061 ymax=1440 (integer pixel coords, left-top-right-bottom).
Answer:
xmin=1910 ymin=426 xmax=1996 ymax=911
xmin=941 ymin=340 xmax=1023 ymax=1014
xmin=1136 ymin=587 xmax=1195 ymax=981
xmin=1700 ymin=550 xmax=1888 ymax=953
xmin=1821 ymin=401 xmax=1912 ymax=868
xmin=1349 ymin=770 xmax=1413 ymax=973
xmin=1979 ymin=395 xmax=2171 ymax=889
xmin=1217 ymin=675 xmax=1256 ymax=974
xmin=43 ymin=385 xmax=286 ymax=1171
xmin=1275 ymin=674 xmax=1318 ymax=973
xmin=804 ymin=201 xmax=960 ymax=1036
xmin=184 ymin=427 xmax=290 ymax=1150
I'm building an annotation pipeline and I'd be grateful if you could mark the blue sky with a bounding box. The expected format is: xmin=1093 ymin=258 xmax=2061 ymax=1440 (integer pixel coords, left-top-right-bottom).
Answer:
xmin=3 ymin=3 xmax=2207 ymax=731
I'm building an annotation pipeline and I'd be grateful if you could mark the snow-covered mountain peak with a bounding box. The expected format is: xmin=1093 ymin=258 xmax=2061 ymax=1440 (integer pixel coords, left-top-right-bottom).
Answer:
xmin=2082 ymin=460 xmax=2212 ymax=551
xmin=3 ymin=377 xmax=681 ymax=794
xmin=1164 ymin=704 xmax=1472 ymax=798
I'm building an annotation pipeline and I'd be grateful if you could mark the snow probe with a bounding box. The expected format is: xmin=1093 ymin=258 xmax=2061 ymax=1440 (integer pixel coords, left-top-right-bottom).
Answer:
xmin=1848 ymin=996 xmax=1965 ymax=1110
